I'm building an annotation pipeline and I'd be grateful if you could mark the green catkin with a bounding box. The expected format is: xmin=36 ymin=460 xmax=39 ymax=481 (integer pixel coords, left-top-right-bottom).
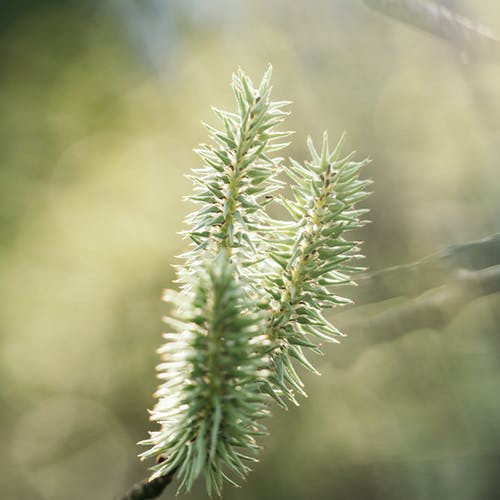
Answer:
xmin=141 ymin=252 xmax=269 ymax=494
xmin=263 ymin=133 xmax=371 ymax=406
xmin=178 ymin=65 xmax=291 ymax=293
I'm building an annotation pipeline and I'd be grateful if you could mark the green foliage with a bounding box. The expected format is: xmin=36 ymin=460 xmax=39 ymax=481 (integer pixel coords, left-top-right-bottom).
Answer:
xmin=142 ymin=66 xmax=370 ymax=494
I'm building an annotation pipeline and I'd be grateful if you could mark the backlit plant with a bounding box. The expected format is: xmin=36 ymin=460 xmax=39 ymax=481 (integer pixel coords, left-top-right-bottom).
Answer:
xmin=140 ymin=66 xmax=371 ymax=495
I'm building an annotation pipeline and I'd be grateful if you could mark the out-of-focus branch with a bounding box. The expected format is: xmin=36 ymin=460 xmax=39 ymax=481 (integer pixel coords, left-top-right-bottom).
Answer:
xmin=336 ymin=264 xmax=500 ymax=366
xmin=362 ymin=0 xmax=500 ymax=61
xmin=351 ymin=233 xmax=500 ymax=305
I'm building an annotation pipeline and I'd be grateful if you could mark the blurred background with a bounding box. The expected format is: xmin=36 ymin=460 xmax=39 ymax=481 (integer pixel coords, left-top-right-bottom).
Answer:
xmin=1 ymin=1 xmax=500 ymax=499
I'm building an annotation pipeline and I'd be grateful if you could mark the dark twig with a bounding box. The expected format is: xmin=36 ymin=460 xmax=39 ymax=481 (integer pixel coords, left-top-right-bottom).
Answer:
xmin=351 ymin=233 xmax=500 ymax=305
xmin=362 ymin=0 xmax=500 ymax=61
xmin=116 ymin=469 xmax=176 ymax=500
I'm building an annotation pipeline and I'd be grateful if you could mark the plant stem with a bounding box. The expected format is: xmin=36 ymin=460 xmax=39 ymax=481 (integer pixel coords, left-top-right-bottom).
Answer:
xmin=116 ymin=469 xmax=176 ymax=500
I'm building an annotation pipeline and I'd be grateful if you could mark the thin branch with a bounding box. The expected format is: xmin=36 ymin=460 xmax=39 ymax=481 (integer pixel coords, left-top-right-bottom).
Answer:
xmin=116 ymin=469 xmax=175 ymax=500
xmin=336 ymin=264 xmax=500 ymax=366
xmin=351 ymin=233 xmax=500 ymax=305
xmin=362 ymin=0 xmax=500 ymax=61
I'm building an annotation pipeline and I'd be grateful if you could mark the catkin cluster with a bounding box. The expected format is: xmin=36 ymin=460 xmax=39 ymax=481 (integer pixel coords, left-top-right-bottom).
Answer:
xmin=141 ymin=66 xmax=370 ymax=494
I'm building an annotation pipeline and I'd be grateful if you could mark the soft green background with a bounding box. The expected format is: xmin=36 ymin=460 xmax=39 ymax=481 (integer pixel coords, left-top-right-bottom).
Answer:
xmin=1 ymin=1 xmax=499 ymax=499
